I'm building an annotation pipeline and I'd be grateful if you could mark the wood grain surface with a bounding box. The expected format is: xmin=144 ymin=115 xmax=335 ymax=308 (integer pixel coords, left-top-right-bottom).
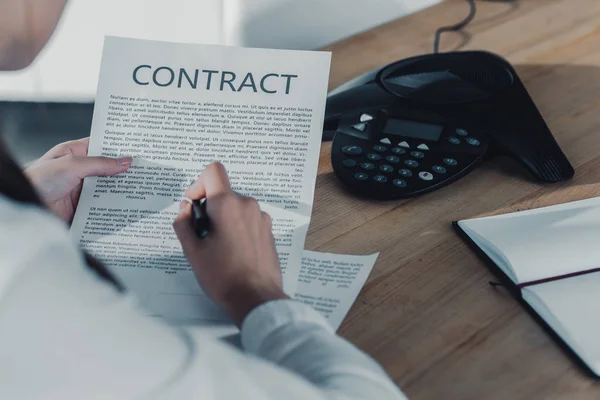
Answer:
xmin=310 ymin=0 xmax=600 ymax=398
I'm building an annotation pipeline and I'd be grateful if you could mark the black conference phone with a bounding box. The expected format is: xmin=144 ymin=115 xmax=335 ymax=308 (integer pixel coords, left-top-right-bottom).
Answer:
xmin=323 ymin=51 xmax=574 ymax=200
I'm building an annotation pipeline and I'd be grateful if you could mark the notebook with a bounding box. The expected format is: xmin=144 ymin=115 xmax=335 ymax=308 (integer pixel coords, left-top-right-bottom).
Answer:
xmin=454 ymin=197 xmax=600 ymax=378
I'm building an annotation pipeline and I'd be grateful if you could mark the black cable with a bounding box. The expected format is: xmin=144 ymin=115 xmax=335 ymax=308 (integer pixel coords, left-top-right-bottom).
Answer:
xmin=433 ymin=0 xmax=477 ymax=53
xmin=433 ymin=0 xmax=518 ymax=54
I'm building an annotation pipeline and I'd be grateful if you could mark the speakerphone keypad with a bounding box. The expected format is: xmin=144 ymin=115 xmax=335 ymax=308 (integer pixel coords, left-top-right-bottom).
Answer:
xmin=336 ymin=114 xmax=484 ymax=198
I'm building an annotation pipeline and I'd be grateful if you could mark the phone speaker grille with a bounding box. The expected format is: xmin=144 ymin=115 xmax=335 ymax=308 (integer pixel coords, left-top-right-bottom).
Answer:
xmin=382 ymin=55 xmax=513 ymax=104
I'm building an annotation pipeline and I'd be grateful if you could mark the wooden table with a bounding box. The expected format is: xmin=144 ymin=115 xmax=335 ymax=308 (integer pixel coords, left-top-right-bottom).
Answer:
xmin=308 ymin=0 xmax=600 ymax=398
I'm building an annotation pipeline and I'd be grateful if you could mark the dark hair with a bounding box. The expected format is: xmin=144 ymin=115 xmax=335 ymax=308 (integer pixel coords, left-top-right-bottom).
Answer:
xmin=0 ymin=139 xmax=123 ymax=291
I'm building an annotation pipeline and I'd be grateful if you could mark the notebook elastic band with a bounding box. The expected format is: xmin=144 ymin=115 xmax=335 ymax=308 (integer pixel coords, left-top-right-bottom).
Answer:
xmin=517 ymin=267 xmax=600 ymax=289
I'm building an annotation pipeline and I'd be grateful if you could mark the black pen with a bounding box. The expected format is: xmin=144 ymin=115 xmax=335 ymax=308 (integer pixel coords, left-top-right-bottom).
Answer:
xmin=191 ymin=198 xmax=211 ymax=239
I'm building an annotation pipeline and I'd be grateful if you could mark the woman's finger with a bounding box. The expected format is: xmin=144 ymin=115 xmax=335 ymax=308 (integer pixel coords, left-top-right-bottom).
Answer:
xmin=39 ymin=137 xmax=91 ymax=161
xmin=59 ymin=155 xmax=133 ymax=179
xmin=186 ymin=162 xmax=232 ymax=200
xmin=173 ymin=200 xmax=197 ymax=247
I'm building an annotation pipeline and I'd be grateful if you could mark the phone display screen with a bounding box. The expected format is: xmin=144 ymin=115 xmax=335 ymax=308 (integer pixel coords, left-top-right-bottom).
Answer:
xmin=383 ymin=118 xmax=443 ymax=141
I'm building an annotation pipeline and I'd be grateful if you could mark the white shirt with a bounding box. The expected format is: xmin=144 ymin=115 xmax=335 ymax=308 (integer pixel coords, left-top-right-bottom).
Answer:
xmin=0 ymin=194 xmax=407 ymax=400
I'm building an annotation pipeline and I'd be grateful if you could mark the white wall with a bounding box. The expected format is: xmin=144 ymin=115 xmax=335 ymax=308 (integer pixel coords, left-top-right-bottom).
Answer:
xmin=0 ymin=0 xmax=223 ymax=102
xmin=0 ymin=0 xmax=440 ymax=102
xmin=225 ymin=0 xmax=441 ymax=50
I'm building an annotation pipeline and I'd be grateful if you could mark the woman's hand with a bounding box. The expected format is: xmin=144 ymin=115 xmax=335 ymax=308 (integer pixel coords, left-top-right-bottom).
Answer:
xmin=25 ymin=137 xmax=132 ymax=223
xmin=173 ymin=162 xmax=288 ymax=326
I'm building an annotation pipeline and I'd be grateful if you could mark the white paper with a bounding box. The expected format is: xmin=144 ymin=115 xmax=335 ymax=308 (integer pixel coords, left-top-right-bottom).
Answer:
xmin=69 ymin=37 xmax=376 ymax=329
xmin=70 ymin=36 xmax=331 ymax=321
xmin=459 ymin=196 xmax=600 ymax=284
xmin=523 ymin=272 xmax=600 ymax=376
xmin=295 ymin=251 xmax=379 ymax=330
xmin=182 ymin=251 xmax=379 ymax=338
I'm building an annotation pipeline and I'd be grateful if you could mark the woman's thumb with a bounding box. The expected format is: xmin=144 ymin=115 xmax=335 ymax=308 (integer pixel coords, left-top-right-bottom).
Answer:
xmin=65 ymin=155 xmax=133 ymax=178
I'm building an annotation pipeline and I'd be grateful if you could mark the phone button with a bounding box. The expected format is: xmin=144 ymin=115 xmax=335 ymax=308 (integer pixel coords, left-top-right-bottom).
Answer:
xmin=354 ymin=172 xmax=369 ymax=181
xmin=342 ymin=145 xmax=363 ymax=156
xmin=443 ymin=158 xmax=457 ymax=166
xmin=410 ymin=151 xmax=425 ymax=159
xmin=466 ymin=138 xmax=481 ymax=146
xmin=391 ymin=147 xmax=406 ymax=155
xmin=385 ymin=155 xmax=400 ymax=164
xmin=432 ymin=165 xmax=447 ymax=174
xmin=366 ymin=153 xmax=382 ymax=161
xmin=360 ymin=113 xmax=374 ymax=122
xmin=398 ymin=169 xmax=413 ymax=178
xmin=418 ymin=171 xmax=434 ymax=181
xmin=360 ymin=162 xmax=375 ymax=170
xmin=393 ymin=179 xmax=407 ymax=188
xmin=404 ymin=159 xmax=419 ymax=168
xmin=456 ymin=128 xmax=468 ymax=136
xmin=379 ymin=165 xmax=394 ymax=173
xmin=342 ymin=159 xmax=357 ymax=168
xmin=353 ymin=123 xmax=367 ymax=132
xmin=373 ymin=175 xmax=388 ymax=183
xmin=448 ymin=137 xmax=461 ymax=145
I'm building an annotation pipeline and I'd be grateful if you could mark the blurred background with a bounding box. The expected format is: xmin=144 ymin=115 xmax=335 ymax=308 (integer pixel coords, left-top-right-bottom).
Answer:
xmin=0 ymin=0 xmax=440 ymax=164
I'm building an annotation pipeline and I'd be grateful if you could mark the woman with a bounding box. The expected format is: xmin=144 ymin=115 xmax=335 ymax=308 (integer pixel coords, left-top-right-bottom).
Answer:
xmin=0 ymin=1 xmax=406 ymax=399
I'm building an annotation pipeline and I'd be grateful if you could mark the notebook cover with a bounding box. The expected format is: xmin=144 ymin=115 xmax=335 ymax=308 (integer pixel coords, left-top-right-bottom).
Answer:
xmin=452 ymin=221 xmax=599 ymax=379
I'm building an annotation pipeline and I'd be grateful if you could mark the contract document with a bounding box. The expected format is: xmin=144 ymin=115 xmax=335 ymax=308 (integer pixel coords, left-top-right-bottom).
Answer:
xmin=70 ymin=37 xmax=376 ymax=330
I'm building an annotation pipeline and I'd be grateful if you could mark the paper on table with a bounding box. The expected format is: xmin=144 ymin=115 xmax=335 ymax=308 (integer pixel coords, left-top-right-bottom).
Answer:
xmin=184 ymin=251 xmax=379 ymax=338
xmin=295 ymin=251 xmax=378 ymax=330
xmin=70 ymin=36 xmax=331 ymax=321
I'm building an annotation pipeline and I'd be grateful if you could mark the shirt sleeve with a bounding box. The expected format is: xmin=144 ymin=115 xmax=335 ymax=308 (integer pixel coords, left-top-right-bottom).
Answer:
xmin=241 ymin=299 xmax=407 ymax=400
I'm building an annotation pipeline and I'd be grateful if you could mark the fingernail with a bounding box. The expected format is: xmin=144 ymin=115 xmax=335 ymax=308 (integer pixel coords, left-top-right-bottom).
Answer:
xmin=118 ymin=156 xmax=133 ymax=165
xmin=179 ymin=199 xmax=190 ymax=211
